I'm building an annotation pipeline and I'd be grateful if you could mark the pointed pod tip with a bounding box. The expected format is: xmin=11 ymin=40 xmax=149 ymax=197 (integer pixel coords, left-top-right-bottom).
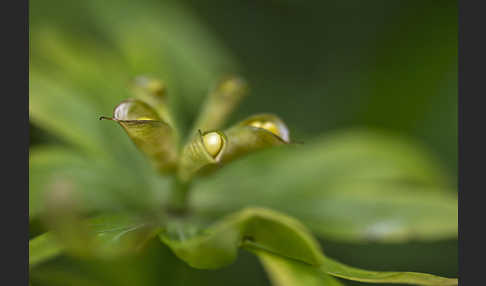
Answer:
xmin=216 ymin=76 xmax=248 ymax=98
xmin=113 ymin=99 xmax=160 ymax=121
xmin=132 ymin=76 xmax=167 ymax=98
xmin=249 ymin=120 xmax=281 ymax=138
xmin=245 ymin=116 xmax=290 ymax=143
xmin=99 ymin=116 xmax=113 ymax=121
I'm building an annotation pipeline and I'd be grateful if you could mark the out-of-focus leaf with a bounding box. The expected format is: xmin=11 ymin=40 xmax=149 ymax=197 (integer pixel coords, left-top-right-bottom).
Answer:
xmin=83 ymin=213 xmax=162 ymax=257
xmin=313 ymin=253 xmax=458 ymax=286
xmin=29 ymin=72 xmax=108 ymax=156
xmin=160 ymin=207 xmax=457 ymax=285
xmin=192 ymin=130 xmax=457 ymax=242
xmin=191 ymin=75 xmax=248 ymax=134
xmin=29 ymin=146 xmax=162 ymax=220
xmin=30 ymin=250 xmax=159 ymax=286
xmin=29 ymin=213 xmax=162 ymax=268
xmin=29 ymin=66 xmax=155 ymax=176
xmin=29 ymin=146 xmax=108 ymax=219
xmin=103 ymin=99 xmax=179 ymax=173
xmin=252 ymin=247 xmax=457 ymax=286
xmin=159 ymin=207 xmax=324 ymax=269
xmin=81 ymin=0 xmax=238 ymax=130
xmin=29 ymin=233 xmax=64 ymax=268
xmin=30 ymin=0 xmax=239 ymax=141
xmin=29 ymin=28 xmax=131 ymax=112
xmin=257 ymin=250 xmax=345 ymax=286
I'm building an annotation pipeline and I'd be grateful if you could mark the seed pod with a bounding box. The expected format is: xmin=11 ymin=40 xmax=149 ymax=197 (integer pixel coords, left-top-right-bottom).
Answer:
xmin=129 ymin=76 xmax=176 ymax=129
xmin=191 ymin=75 xmax=248 ymax=134
xmin=220 ymin=113 xmax=290 ymax=164
xmin=102 ymin=99 xmax=178 ymax=173
xmin=178 ymin=130 xmax=227 ymax=182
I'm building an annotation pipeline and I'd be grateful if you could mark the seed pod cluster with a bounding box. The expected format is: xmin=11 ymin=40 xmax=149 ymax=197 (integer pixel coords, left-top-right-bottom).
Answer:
xmin=103 ymin=76 xmax=291 ymax=182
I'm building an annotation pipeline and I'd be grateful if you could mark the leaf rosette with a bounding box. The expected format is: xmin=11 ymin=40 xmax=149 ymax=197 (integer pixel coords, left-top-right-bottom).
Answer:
xmin=30 ymin=73 xmax=458 ymax=286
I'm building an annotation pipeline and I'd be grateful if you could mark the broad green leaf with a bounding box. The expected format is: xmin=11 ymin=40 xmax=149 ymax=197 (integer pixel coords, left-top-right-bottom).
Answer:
xmin=29 ymin=146 xmax=163 ymax=220
xmin=159 ymin=207 xmax=324 ymax=269
xmin=252 ymin=248 xmax=457 ymax=286
xmin=29 ymin=28 xmax=131 ymax=112
xmin=257 ymin=250 xmax=345 ymax=286
xmin=29 ymin=146 xmax=111 ymax=219
xmin=29 ymin=72 xmax=108 ymax=156
xmin=29 ymin=213 xmax=162 ymax=268
xmin=83 ymin=214 xmax=162 ymax=257
xmin=159 ymin=207 xmax=457 ymax=285
xmin=192 ymin=130 xmax=457 ymax=242
xmin=103 ymin=99 xmax=179 ymax=173
xmin=30 ymin=233 xmax=64 ymax=268
xmin=314 ymin=254 xmax=458 ymax=286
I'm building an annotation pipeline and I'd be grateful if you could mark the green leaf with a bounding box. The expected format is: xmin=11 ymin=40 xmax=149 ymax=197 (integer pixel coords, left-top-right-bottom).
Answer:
xmin=29 ymin=72 xmax=108 ymax=156
xmin=159 ymin=207 xmax=324 ymax=269
xmin=315 ymin=254 xmax=458 ymax=286
xmin=29 ymin=214 xmax=162 ymax=268
xmin=30 ymin=233 xmax=64 ymax=268
xmin=252 ymin=248 xmax=457 ymax=286
xmin=80 ymin=0 xmax=239 ymax=129
xmin=193 ymin=130 xmax=457 ymax=242
xmin=159 ymin=207 xmax=457 ymax=285
xmin=29 ymin=146 xmax=160 ymax=220
xmin=257 ymin=250 xmax=345 ymax=286
xmin=29 ymin=146 xmax=111 ymax=219
xmin=103 ymin=99 xmax=179 ymax=173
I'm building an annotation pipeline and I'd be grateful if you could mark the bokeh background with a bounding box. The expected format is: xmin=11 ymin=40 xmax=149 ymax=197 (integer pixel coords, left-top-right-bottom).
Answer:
xmin=29 ymin=0 xmax=457 ymax=285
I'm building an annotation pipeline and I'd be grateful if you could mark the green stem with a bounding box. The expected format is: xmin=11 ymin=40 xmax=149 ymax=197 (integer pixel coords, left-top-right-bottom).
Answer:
xmin=168 ymin=178 xmax=191 ymax=215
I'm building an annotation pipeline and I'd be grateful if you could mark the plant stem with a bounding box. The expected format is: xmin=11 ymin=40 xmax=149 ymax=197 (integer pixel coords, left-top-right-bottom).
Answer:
xmin=168 ymin=178 xmax=191 ymax=215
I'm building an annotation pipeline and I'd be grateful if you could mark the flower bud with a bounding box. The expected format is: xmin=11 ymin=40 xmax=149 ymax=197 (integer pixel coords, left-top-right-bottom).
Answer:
xmin=129 ymin=76 xmax=176 ymax=128
xmin=177 ymin=130 xmax=227 ymax=182
xmin=102 ymin=99 xmax=178 ymax=173
xmin=191 ymin=75 xmax=248 ymax=134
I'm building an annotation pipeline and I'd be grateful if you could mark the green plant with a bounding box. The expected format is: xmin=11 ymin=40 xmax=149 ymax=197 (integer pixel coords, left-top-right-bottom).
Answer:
xmin=30 ymin=73 xmax=458 ymax=285
xmin=29 ymin=1 xmax=457 ymax=284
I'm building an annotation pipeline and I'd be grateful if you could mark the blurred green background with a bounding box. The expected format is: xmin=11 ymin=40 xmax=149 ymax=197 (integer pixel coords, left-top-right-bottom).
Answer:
xmin=29 ymin=0 xmax=457 ymax=285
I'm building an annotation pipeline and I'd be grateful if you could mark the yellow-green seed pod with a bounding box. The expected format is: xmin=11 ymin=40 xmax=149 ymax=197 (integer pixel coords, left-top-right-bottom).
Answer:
xmin=240 ymin=114 xmax=290 ymax=143
xmin=190 ymin=75 xmax=248 ymax=134
xmin=129 ymin=76 xmax=176 ymax=129
xmin=102 ymin=99 xmax=178 ymax=173
xmin=177 ymin=130 xmax=227 ymax=182
xmin=218 ymin=113 xmax=290 ymax=165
